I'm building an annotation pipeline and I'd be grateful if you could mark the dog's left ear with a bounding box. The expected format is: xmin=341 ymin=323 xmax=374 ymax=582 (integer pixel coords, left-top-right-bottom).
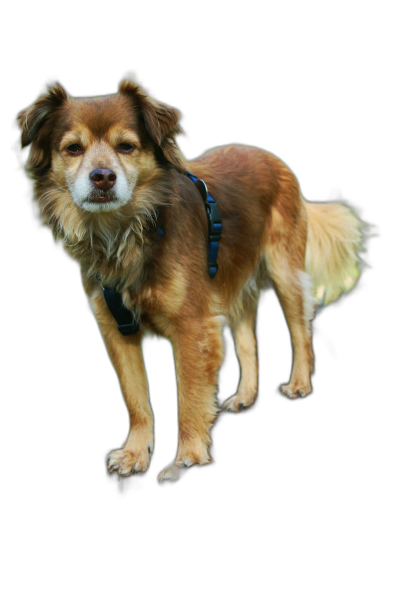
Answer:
xmin=18 ymin=83 xmax=69 ymax=178
xmin=119 ymin=80 xmax=184 ymax=171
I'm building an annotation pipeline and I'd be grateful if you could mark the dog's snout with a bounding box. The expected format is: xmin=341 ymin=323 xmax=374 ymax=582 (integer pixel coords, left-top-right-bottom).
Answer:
xmin=90 ymin=168 xmax=117 ymax=191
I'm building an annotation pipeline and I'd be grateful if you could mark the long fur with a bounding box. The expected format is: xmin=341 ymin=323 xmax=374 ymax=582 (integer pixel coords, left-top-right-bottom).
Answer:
xmin=18 ymin=80 xmax=366 ymax=481
xmin=304 ymin=199 xmax=365 ymax=305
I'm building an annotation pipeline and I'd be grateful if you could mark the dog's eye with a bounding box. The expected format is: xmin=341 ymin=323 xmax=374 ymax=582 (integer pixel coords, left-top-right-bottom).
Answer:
xmin=118 ymin=142 xmax=135 ymax=153
xmin=66 ymin=144 xmax=83 ymax=155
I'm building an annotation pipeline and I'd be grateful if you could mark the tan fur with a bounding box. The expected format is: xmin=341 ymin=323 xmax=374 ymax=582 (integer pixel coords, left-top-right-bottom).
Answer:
xmin=304 ymin=199 xmax=365 ymax=305
xmin=18 ymin=80 xmax=366 ymax=481
xmin=224 ymin=313 xmax=258 ymax=412
xmin=89 ymin=289 xmax=154 ymax=475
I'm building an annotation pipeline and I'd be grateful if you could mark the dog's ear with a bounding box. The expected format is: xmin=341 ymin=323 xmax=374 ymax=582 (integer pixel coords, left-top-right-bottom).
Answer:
xmin=17 ymin=83 xmax=69 ymax=177
xmin=119 ymin=80 xmax=184 ymax=171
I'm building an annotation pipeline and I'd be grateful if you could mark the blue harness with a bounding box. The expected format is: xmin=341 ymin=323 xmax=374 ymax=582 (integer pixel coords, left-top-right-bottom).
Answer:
xmin=98 ymin=171 xmax=222 ymax=336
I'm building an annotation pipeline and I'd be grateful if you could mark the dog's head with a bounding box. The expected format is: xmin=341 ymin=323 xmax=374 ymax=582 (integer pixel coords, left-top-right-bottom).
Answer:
xmin=18 ymin=80 xmax=183 ymax=214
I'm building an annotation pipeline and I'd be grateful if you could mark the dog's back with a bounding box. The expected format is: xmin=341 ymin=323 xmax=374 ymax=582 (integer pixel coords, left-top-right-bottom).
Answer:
xmin=188 ymin=144 xmax=364 ymax=309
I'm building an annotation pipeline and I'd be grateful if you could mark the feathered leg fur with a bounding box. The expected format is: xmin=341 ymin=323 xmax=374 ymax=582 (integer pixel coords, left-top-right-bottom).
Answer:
xmin=90 ymin=290 xmax=154 ymax=475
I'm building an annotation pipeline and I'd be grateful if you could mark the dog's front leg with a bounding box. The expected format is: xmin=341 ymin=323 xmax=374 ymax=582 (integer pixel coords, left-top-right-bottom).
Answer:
xmin=90 ymin=291 xmax=154 ymax=476
xmin=158 ymin=317 xmax=223 ymax=483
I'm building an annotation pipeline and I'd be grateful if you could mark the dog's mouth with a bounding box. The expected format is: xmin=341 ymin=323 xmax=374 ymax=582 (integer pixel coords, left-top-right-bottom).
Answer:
xmin=85 ymin=191 xmax=117 ymax=204
xmin=90 ymin=196 xmax=113 ymax=204
xmin=76 ymin=188 xmax=131 ymax=213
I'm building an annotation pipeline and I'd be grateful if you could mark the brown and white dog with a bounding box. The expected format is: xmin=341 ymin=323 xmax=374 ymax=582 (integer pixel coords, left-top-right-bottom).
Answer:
xmin=18 ymin=80 xmax=365 ymax=482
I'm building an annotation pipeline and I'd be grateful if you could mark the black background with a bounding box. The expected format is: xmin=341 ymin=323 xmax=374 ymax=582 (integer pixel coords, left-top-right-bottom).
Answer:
xmin=7 ymin=21 xmax=396 ymax=548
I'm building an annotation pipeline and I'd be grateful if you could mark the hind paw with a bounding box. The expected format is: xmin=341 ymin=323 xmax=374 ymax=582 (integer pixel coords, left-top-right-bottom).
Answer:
xmin=222 ymin=390 xmax=257 ymax=412
xmin=280 ymin=382 xmax=312 ymax=399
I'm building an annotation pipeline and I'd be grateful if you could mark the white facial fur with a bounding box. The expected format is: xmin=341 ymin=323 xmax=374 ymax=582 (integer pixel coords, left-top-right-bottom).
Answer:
xmin=65 ymin=140 xmax=138 ymax=213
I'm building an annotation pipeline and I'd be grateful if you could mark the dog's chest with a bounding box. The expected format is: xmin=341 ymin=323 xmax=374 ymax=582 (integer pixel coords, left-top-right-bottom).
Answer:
xmin=120 ymin=263 xmax=188 ymax=336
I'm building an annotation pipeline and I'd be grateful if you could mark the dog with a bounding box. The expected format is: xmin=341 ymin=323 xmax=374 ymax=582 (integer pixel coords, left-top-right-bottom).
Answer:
xmin=18 ymin=80 xmax=365 ymax=482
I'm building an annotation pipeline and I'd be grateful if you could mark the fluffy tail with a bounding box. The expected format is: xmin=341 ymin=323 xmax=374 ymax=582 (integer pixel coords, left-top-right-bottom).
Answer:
xmin=304 ymin=199 xmax=366 ymax=306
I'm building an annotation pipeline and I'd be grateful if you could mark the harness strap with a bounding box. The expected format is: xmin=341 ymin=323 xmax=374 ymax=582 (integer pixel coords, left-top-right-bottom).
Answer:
xmin=96 ymin=276 xmax=140 ymax=336
xmin=186 ymin=171 xmax=222 ymax=278
xmin=97 ymin=170 xmax=222 ymax=335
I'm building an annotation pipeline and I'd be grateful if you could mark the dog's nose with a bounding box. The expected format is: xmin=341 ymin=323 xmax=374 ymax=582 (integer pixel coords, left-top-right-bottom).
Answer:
xmin=90 ymin=168 xmax=117 ymax=190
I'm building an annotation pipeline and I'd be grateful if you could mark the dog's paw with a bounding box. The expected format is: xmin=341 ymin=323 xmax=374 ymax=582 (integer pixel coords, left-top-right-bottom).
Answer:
xmin=157 ymin=463 xmax=183 ymax=483
xmin=157 ymin=452 xmax=213 ymax=483
xmin=108 ymin=444 xmax=152 ymax=476
xmin=222 ymin=390 xmax=257 ymax=412
xmin=279 ymin=382 xmax=312 ymax=399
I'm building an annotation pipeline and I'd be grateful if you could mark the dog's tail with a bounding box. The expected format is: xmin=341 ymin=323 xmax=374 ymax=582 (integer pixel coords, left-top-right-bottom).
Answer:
xmin=303 ymin=199 xmax=366 ymax=306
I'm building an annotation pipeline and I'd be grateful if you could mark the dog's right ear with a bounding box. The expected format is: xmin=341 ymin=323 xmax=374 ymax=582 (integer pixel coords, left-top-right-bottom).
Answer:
xmin=18 ymin=83 xmax=69 ymax=177
xmin=119 ymin=79 xmax=184 ymax=172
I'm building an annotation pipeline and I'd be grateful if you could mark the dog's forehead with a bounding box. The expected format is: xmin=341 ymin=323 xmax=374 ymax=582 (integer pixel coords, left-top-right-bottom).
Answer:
xmin=67 ymin=94 xmax=140 ymax=137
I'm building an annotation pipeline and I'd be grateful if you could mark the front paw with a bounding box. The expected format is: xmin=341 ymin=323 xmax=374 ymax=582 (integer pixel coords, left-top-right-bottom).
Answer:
xmin=158 ymin=440 xmax=211 ymax=483
xmin=108 ymin=442 xmax=153 ymax=476
xmin=157 ymin=463 xmax=183 ymax=483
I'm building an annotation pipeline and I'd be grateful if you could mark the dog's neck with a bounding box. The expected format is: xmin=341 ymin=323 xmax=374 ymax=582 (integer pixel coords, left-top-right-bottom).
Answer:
xmin=36 ymin=170 xmax=176 ymax=291
xmin=67 ymin=216 xmax=149 ymax=290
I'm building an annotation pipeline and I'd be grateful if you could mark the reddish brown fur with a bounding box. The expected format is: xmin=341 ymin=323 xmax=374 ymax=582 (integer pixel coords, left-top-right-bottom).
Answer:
xmin=18 ymin=80 xmax=363 ymax=481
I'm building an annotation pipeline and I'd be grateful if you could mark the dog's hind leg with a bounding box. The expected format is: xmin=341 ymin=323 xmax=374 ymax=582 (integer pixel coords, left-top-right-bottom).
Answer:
xmin=158 ymin=316 xmax=223 ymax=483
xmin=265 ymin=229 xmax=315 ymax=399
xmin=223 ymin=305 xmax=258 ymax=412
xmin=90 ymin=291 xmax=154 ymax=476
